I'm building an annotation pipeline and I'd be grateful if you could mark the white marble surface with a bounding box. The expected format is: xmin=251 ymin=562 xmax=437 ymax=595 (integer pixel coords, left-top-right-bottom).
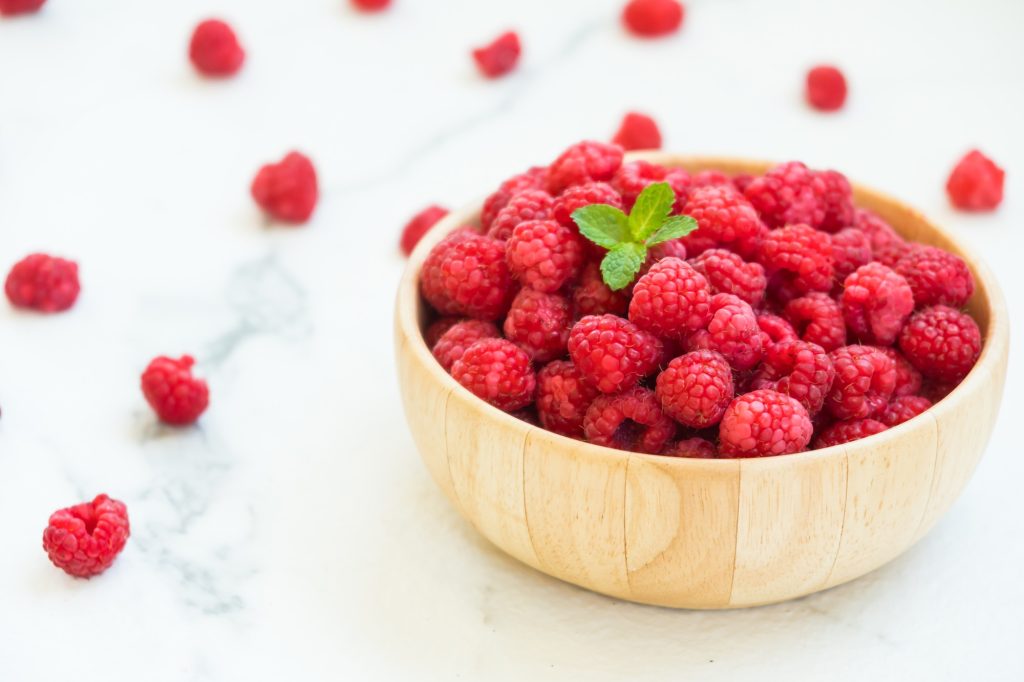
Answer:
xmin=1 ymin=0 xmax=1022 ymax=679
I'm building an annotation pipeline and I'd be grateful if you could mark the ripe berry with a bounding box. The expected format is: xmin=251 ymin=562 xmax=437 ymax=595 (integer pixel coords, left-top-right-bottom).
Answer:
xmin=572 ymin=261 xmax=628 ymax=317
xmin=451 ymin=339 xmax=536 ymax=412
xmin=421 ymin=232 xmax=513 ymax=320
xmin=472 ymin=31 xmax=521 ymax=79
xmin=0 ymin=0 xmax=45 ymax=15
xmin=681 ymin=185 xmax=767 ymax=260
xmin=784 ymin=292 xmax=847 ymax=352
xmin=655 ymin=350 xmax=735 ymax=428
xmin=250 ymin=151 xmax=318 ymax=224
xmin=432 ymin=320 xmax=499 ymax=371
xmin=686 ymin=293 xmax=763 ymax=371
xmin=584 ymin=388 xmax=676 ymax=454
xmin=841 ymin=262 xmax=914 ymax=345
xmin=692 ymin=170 xmax=733 ymax=188
xmin=880 ymin=395 xmax=932 ymax=427
xmin=744 ymin=161 xmax=826 ymax=229
xmin=817 ymin=169 xmax=855 ymax=231
xmin=503 ymin=289 xmax=571 ymax=362
xmin=758 ymin=223 xmax=834 ymax=294
xmin=189 ymin=19 xmax=245 ymax=77
xmin=825 ymin=345 xmax=896 ymax=421
xmin=751 ymin=340 xmax=835 ymax=416
xmin=568 ymin=314 xmax=663 ymax=394
xmin=5 ymin=253 xmax=80 ymax=313
xmin=689 ymin=248 xmax=767 ymax=307
xmin=663 ymin=437 xmax=717 ymax=459
xmin=622 ymin=0 xmax=685 ymax=38
xmin=629 ymin=257 xmax=712 ymax=340
xmin=351 ymin=0 xmax=391 ymax=11
xmin=42 ymin=494 xmax=130 ymax=578
xmin=488 ymin=190 xmax=553 ymax=241
xmin=141 ymin=355 xmax=210 ymax=425
xmin=506 ymin=220 xmax=584 ymax=293
xmin=898 ymin=305 xmax=982 ymax=383
xmin=536 ymin=360 xmax=599 ymax=438
xmin=814 ymin=419 xmax=887 ymax=449
xmin=946 ymin=150 xmax=1004 ymax=211
xmin=552 ymin=182 xmax=623 ymax=229
xmin=636 ymin=238 xmax=688 ymax=283
xmin=880 ymin=347 xmax=923 ymax=397
xmin=612 ymin=112 xmax=662 ymax=151
xmin=805 ymin=65 xmax=847 ymax=112
xmin=546 ymin=141 xmax=624 ymax=195
xmin=481 ymin=167 xmax=547 ymax=229
xmin=400 ymin=204 xmax=449 ymax=256
xmin=612 ymin=160 xmax=690 ymax=211
xmin=895 ymin=245 xmax=974 ymax=309
xmin=719 ymin=389 xmax=813 ymax=458
xmin=424 ymin=316 xmax=461 ymax=348
xmin=829 ymin=227 xmax=873 ymax=284
xmin=854 ymin=209 xmax=904 ymax=252
xmin=757 ymin=312 xmax=799 ymax=348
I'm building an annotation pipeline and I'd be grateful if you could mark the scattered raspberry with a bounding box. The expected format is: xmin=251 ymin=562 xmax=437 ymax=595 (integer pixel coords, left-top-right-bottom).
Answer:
xmin=719 ymin=389 xmax=813 ymax=457
xmin=758 ymin=223 xmax=834 ymax=294
xmin=691 ymin=170 xmax=733 ymax=188
xmin=400 ymin=204 xmax=449 ymax=256
xmin=451 ymin=339 xmax=536 ymax=411
xmin=481 ymin=167 xmax=547 ymax=229
xmin=880 ymin=347 xmax=923 ymax=397
xmin=744 ymin=161 xmax=826 ymax=229
xmin=431 ymin=320 xmax=499 ymax=371
xmin=825 ymin=345 xmax=896 ymax=420
xmin=814 ymin=419 xmax=887 ymax=449
xmin=141 ymin=355 xmax=210 ymax=425
xmin=506 ymin=220 xmax=584 ymax=293
xmin=42 ymin=494 xmax=130 ymax=578
xmin=686 ymin=293 xmax=763 ymax=371
xmin=681 ymin=185 xmax=767 ymax=260
xmin=612 ymin=160 xmax=690 ymax=211
xmin=898 ymin=305 xmax=982 ymax=383
xmin=829 ymin=227 xmax=873 ymax=284
xmin=472 ymin=31 xmax=521 ymax=79
xmin=688 ymin=248 xmax=766 ymax=307
xmin=816 ymin=170 xmax=855 ymax=230
xmin=424 ymin=316 xmax=461 ymax=348
xmin=552 ymin=182 xmax=622 ymax=228
xmin=0 ymin=0 xmax=45 ymax=15
xmin=546 ymin=141 xmax=624 ymax=195
xmin=5 ymin=253 xmax=80 ymax=313
xmin=854 ymin=209 xmax=904 ymax=252
xmin=584 ymin=387 xmax=676 ymax=453
xmin=655 ymin=350 xmax=734 ymax=428
xmin=572 ymin=261 xmax=628 ymax=317
xmin=805 ymin=65 xmax=847 ymax=112
xmin=880 ymin=395 xmax=932 ymax=427
xmin=612 ymin=112 xmax=662 ymax=151
xmin=663 ymin=437 xmax=717 ymax=459
xmin=751 ymin=340 xmax=835 ymax=416
xmin=895 ymin=245 xmax=974 ymax=309
xmin=503 ymin=289 xmax=571 ymax=362
xmin=757 ymin=312 xmax=798 ymax=348
xmin=351 ymin=0 xmax=390 ymax=11
xmin=250 ymin=151 xmax=318 ymax=224
xmin=622 ymin=0 xmax=685 ymax=38
xmin=568 ymin=314 xmax=663 ymax=394
xmin=946 ymin=150 xmax=1005 ymax=211
xmin=841 ymin=262 xmax=914 ymax=345
xmin=487 ymin=190 xmax=553 ymax=241
xmin=784 ymin=292 xmax=847 ymax=352
xmin=189 ymin=19 xmax=245 ymax=77
xmin=536 ymin=360 xmax=599 ymax=437
xmin=421 ymin=232 xmax=513 ymax=320
xmin=629 ymin=257 xmax=712 ymax=340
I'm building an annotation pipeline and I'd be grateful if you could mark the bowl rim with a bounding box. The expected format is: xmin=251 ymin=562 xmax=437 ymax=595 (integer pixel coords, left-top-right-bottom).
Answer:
xmin=396 ymin=152 xmax=1009 ymax=468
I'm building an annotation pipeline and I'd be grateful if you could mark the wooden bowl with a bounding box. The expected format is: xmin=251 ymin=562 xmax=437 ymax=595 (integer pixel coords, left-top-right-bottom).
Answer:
xmin=394 ymin=153 xmax=1009 ymax=609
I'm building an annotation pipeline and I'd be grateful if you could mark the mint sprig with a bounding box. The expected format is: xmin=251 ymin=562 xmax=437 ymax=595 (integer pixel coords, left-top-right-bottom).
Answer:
xmin=571 ymin=182 xmax=698 ymax=291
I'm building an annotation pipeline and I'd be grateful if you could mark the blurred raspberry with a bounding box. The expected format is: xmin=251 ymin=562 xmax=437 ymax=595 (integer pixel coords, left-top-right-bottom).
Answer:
xmin=472 ymin=31 xmax=521 ymax=79
xmin=663 ymin=437 xmax=717 ymax=459
xmin=552 ymin=182 xmax=623 ymax=228
xmin=829 ymin=227 xmax=873 ymax=284
xmin=655 ymin=350 xmax=735 ymax=428
xmin=0 ymin=0 xmax=45 ymax=15
xmin=841 ymin=262 xmax=914 ymax=345
xmin=546 ymin=140 xmax=624 ymax=195
xmin=757 ymin=313 xmax=799 ymax=349
xmin=584 ymin=388 xmax=676 ymax=453
xmin=898 ymin=305 xmax=982 ymax=383
xmin=612 ymin=112 xmax=662 ymax=151
xmin=451 ymin=339 xmax=536 ymax=411
xmin=141 ymin=355 xmax=210 ymax=425
xmin=568 ymin=314 xmax=663 ymax=394
xmin=351 ymin=0 xmax=391 ymax=11
xmin=719 ymin=389 xmax=813 ymax=457
xmin=744 ymin=161 xmax=826 ymax=228
xmin=816 ymin=170 xmax=855 ymax=230
xmin=503 ymin=289 xmax=572 ymax=362
xmin=691 ymin=170 xmax=733 ymax=188
xmin=629 ymin=257 xmax=712 ymax=340
xmin=880 ymin=347 xmax=923 ymax=398
xmin=189 ymin=19 xmax=245 ymax=77
xmin=251 ymin=151 xmax=318 ymax=223
xmin=424 ymin=316 xmax=461 ymax=348
xmin=42 ymin=494 xmax=130 ymax=578
xmin=825 ymin=345 xmax=896 ymax=420
xmin=5 ymin=253 xmax=80 ymax=313
xmin=612 ymin=160 xmax=689 ymax=210
xmin=536 ymin=360 xmax=599 ymax=437
xmin=400 ymin=205 xmax=449 ymax=256
xmin=805 ymin=66 xmax=848 ymax=112
xmin=572 ymin=262 xmax=629 ymax=317
xmin=481 ymin=167 xmax=547 ymax=229
xmin=946 ymin=150 xmax=1004 ymax=211
xmin=622 ymin=0 xmax=685 ymax=38
xmin=814 ymin=418 xmax=887 ymax=449
xmin=784 ymin=292 xmax=847 ymax=352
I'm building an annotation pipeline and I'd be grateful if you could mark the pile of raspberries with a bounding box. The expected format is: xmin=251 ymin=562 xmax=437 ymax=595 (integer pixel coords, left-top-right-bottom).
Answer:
xmin=418 ymin=141 xmax=983 ymax=458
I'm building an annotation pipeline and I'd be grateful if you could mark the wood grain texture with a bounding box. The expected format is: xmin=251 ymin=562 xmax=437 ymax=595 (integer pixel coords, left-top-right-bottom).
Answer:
xmin=394 ymin=153 xmax=1009 ymax=609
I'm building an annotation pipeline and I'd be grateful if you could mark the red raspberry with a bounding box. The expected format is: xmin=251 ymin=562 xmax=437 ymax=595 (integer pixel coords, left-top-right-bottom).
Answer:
xmin=841 ymin=262 xmax=914 ymax=345
xmin=487 ymin=190 xmax=553 ymax=241
xmin=0 ymin=0 xmax=44 ymax=15
xmin=506 ymin=220 xmax=584 ymax=293
xmin=719 ymin=389 xmax=813 ymax=457
xmin=814 ymin=419 xmax=887 ymax=449
xmin=874 ymin=243 xmax=915 ymax=269
xmin=141 ymin=355 xmax=210 ymax=425
xmin=805 ymin=66 xmax=848 ymax=112
xmin=400 ymin=204 xmax=449 ymax=256
xmin=635 ymin=238 xmax=688 ymax=283
xmin=629 ymin=257 xmax=712 ymax=340
xmin=584 ymin=388 xmax=676 ymax=453
xmin=825 ymin=345 xmax=896 ymax=420
xmin=946 ymin=150 xmax=1004 ymax=211
xmin=854 ymin=209 xmax=904 ymax=252
xmin=784 ymin=292 xmax=847 ymax=352
xmin=568 ymin=314 xmax=663 ymax=394
xmin=750 ymin=340 xmax=835 ymax=416
xmin=681 ymin=185 xmax=767 ymax=260
xmin=655 ymin=350 xmax=734 ymax=428
xmin=898 ymin=305 xmax=982 ymax=383
xmin=829 ymin=227 xmax=872 ymax=284
xmin=351 ymin=0 xmax=390 ymax=11
xmin=546 ymin=141 xmax=624 ymax=195
xmin=688 ymin=248 xmax=767 ymax=307
xmin=536 ymin=360 xmax=599 ymax=437
xmin=424 ymin=316 xmax=461 ymax=348
xmin=5 ymin=253 xmax=80 ymax=313
xmin=744 ymin=161 xmax=826 ymax=229
xmin=431 ymin=320 xmax=499 ymax=371
xmin=622 ymin=0 xmax=685 ymax=38
xmin=922 ymin=380 xmax=957 ymax=404
xmin=732 ymin=173 xmax=755 ymax=193
xmin=503 ymin=289 xmax=571 ymax=362
xmin=757 ymin=313 xmax=798 ymax=348
xmin=42 ymin=494 xmax=130 ymax=578
xmin=481 ymin=167 xmax=547 ymax=229
xmin=189 ymin=19 xmax=245 ymax=77
xmin=895 ymin=246 xmax=974 ymax=309
xmin=880 ymin=347 xmax=923 ymax=397
xmin=472 ymin=31 xmax=521 ymax=79
xmin=816 ymin=170 xmax=855 ymax=231
xmin=612 ymin=112 xmax=662 ymax=151
xmin=612 ymin=160 xmax=690 ymax=211
xmin=880 ymin=395 xmax=933 ymax=427
xmin=251 ymin=151 xmax=318 ymax=224
xmin=758 ymin=223 xmax=834 ymax=294
xmin=421 ymin=232 xmax=513 ymax=320
xmin=572 ymin=262 xmax=628 ymax=317
xmin=451 ymin=339 xmax=536 ymax=411
xmin=552 ymin=182 xmax=622 ymax=228
xmin=686 ymin=293 xmax=763 ymax=371
xmin=663 ymin=437 xmax=717 ymax=458
xmin=691 ymin=170 xmax=733 ymax=188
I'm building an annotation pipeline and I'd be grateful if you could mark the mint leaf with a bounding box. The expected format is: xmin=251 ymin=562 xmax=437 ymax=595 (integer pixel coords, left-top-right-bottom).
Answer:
xmin=572 ymin=204 xmax=630 ymax=249
xmin=600 ymin=242 xmax=647 ymax=291
xmin=645 ymin=215 xmax=698 ymax=247
xmin=628 ymin=182 xmax=675 ymax=242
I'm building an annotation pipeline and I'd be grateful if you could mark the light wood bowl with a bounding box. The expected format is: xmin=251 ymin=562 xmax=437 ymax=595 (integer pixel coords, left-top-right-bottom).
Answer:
xmin=394 ymin=153 xmax=1009 ymax=609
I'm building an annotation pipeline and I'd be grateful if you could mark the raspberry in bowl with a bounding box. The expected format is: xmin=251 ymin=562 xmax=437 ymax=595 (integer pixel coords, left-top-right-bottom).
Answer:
xmin=394 ymin=150 xmax=1008 ymax=609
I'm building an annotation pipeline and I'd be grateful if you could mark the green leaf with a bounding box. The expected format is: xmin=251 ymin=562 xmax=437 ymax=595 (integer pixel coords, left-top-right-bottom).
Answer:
xmin=628 ymin=182 xmax=675 ymax=242
xmin=572 ymin=204 xmax=630 ymax=249
xmin=645 ymin=215 xmax=698 ymax=246
xmin=600 ymin=242 xmax=647 ymax=291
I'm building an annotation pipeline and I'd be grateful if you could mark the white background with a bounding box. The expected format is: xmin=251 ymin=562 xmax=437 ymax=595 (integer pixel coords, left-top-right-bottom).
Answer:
xmin=1 ymin=0 xmax=1022 ymax=680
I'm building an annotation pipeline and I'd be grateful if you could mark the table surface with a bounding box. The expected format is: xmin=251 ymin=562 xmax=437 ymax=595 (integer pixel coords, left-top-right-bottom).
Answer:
xmin=1 ymin=0 xmax=1022 ymax=680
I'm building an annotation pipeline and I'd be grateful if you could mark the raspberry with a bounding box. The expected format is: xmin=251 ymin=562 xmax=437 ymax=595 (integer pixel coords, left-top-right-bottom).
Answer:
xmin=854 ymin=209 xmax=904 ymax=252
xmin=784 ymin=292 xmax=847 ymax=352
xmin=481 ymin=167 xmax=547 ymax=229
xmin=351 ymin=0 xmax=390 ymax=11
xmin=552 ymin=182 xmax=622 ymax=228
xmin=946 ymin=150 xmax=1004 ymax=211
xmin=814 ymin=419 xmax=887 ymax=449
xmin=895 ymin=246 xmax=974 ymax=309
xmin=732 ymin=173 xmax=755 ymax=193
xmin=250 ymin=151 xmax=318 ymax=224
xmin=880 ymin=395 xmax=932 ymax=427
xmin=686 ymin=293 xmax=763 ymax=371
xmin=503 ymin=289 xmax=571 ymax=362
xmin=451 ymin=339 xmax=536 ymax=411
xmin=750 ymin=340 xmax=835 ymax=416
xmin=805 ymin=66 xmax=848 ymax=112
xmin=536 ymin=360 xmax=599 ymax=437
xmin=825 ymin=345 xmax=896 ymax=420
xmin=572 ymin=261 xmax=628 ymax=317
xmin=432 ymin=319 xmax=499 ymax=371
xmin=880 ymin=347 xmax=923 ymax=397
xmin=400 ymin=204 xmax=449 ymax=256
xmin=612 ymin=112 xmax=662 ymax=151
xmin=758 ymin=223 xmax=834 ymax=294
xmin=841 ymin=262 xmax=914 ymax=345
xmin=506 ymin=219 xmax=584 ymax=293
xmin=636 ymin=238 xmax=688 ymax=283
xmin=42 ymin=494 xmax=130 ymax=578
xmin=681 ymin=186 xmax=768 ymax=260
xmin=612 ymin=160 xmax=690 ymax=211
xmin=5 ymin=253 xmax=80 ymax=313
xmin=472 ymin=31 xmax=521 ymax=79
xmin=829 ymin=227 xmax=872 ymax=284
xmin=744 ymin=161 xmax=826 ymax=229
xmin=189 ymin=19 xmax=245 ymax=77
xmin=663 ymin=437 xmax=717 ymax=459
xmin=0 ymin=0 xmax=44 ymax=15
xmin=546 ymin=141 xmax=624 ymax=195
xmin=584 ymin=388 xmax=676 ymax=453
xmin=898 ymin=305 xmax=982 ymax=383
xmin=487 ymin=190 xmax=553 ymax=241
xmin=655 ymin=350 xmax=735 ymax=428
xmin=629 ymin=257 xmax=712 ymax=340
xmin=568 ymin=314 xmax=663 ymax=394
xmin=757 ymin=313 xmax=798 ymax=348
xmin=817 ymin=170 xmax=855 ymax=231
xmin=421 ymin=232 xmax=513 ymax=320
xmin=922 ymin=380 xmax=957 ymax=404
xmin=692 ymin=170 xmax=733 ymax=188
xmin=688 ymin=248 xmax=767 ymax=307
xmin=424 ymin=316 xmax=461 ymax=348
xmin=719 ymin=389 xmax=813 ymax=457
xmin=622 ymin=0 xmax=685 ymax=38
xmin=140 ymin=355 xmax=210 ymax=425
